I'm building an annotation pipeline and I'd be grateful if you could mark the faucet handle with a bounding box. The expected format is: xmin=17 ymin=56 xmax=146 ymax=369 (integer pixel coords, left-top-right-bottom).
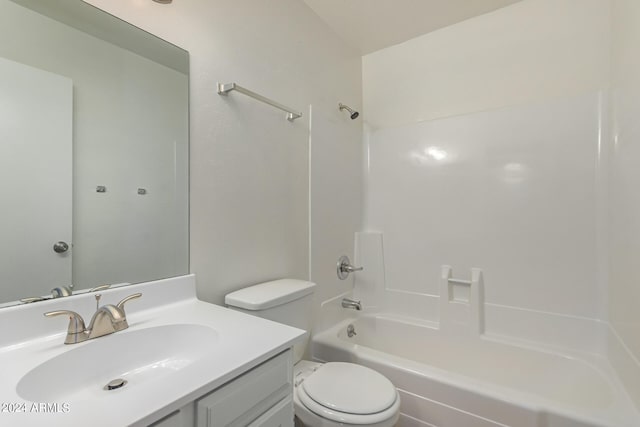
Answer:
xmin=116 ymin=293 xmax=142 ymax=313
xmin=44 ymin=310 xmax=87 ymax=344
xmin=337 ymin=255 xmax=364 ymax=280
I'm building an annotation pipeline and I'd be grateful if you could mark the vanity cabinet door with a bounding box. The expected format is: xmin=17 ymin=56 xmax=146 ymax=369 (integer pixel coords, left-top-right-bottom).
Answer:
xmin=247 ymin=396 xmax=293 ymax=427
xmin=196 ymin=350 xmax=293 ymax=427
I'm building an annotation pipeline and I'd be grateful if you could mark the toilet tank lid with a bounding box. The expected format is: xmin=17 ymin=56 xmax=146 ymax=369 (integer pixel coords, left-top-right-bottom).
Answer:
xmin=225 ymin=279 xmax=316 ymax=311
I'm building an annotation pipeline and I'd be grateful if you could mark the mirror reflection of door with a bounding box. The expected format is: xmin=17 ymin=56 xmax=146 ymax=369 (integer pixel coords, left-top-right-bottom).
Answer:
xmin=0 ymin=56 xmax=72 ymax=302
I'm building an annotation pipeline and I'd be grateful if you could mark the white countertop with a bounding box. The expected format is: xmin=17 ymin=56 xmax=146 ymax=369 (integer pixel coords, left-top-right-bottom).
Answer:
xmin=0 ymin=275 xmax=305 ymax=426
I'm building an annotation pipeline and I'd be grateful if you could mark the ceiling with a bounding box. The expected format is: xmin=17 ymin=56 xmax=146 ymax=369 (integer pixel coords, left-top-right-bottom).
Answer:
xmin=302 ymin=0 xmax=523 ymax=54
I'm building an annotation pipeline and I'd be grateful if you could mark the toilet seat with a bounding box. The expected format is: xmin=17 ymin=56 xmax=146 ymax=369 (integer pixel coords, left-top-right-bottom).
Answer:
xmin=295 ymin=362 xmax=400 ymax=425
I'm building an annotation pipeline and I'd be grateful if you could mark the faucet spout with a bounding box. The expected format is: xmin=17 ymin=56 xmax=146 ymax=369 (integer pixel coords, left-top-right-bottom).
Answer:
xmin=341 ymin=298 xmax=362 ymax=311
xmin=87 ymin=293 xmax=142 ymax=339
xmin=87 ymin=305 xmax=126 ymax=338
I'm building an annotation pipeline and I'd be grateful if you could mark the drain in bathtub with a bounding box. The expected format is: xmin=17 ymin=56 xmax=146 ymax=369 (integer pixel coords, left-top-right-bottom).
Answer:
xmin=104 ymin=379 xmax=127 ymax=391
xmin=347 ymin=324 xmax=357 ymax=338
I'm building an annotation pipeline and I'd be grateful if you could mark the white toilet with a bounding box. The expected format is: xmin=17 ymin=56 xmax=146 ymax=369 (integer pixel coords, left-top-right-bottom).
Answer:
xmin=225 ymin=279 xmax=400 ymax=427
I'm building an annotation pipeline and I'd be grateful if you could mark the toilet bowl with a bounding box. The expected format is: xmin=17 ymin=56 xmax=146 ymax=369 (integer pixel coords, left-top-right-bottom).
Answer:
xmin=293 ymin=360 xmax=400 ymax=427
xmin=225 ymin=279 xmax=401 ymax=427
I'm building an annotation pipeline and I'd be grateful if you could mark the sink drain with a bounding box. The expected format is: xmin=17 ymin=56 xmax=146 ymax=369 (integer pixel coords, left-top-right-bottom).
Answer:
xmin=104 ymin=379 xmax=128 ymax=391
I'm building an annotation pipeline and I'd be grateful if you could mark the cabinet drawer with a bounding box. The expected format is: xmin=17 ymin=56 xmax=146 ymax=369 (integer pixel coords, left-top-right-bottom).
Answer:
xmin=247 ymin=396 xmax=293 ymax=427
xmin=197 ymin=350 xmax=292 ymax=427
xmin=148 ymin=410 xmax=181 ymax=427
xmin=148 ymin=402 xmax=195 ymax=427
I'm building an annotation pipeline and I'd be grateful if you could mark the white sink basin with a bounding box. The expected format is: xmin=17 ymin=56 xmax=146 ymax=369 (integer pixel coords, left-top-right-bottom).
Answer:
xmin=16 ymin=324 xmax=219 ymax=402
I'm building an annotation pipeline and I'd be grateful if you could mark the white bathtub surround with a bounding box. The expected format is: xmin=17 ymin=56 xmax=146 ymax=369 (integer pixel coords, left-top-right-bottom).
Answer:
xmin=353 ymin=1 xmax=640 ymax=421
xmin=329 ymin=89 xmax=640 ymax=425
xmin=0 ymin=275 xmax=304 ymax=426
xmin=312 ymin=315 xmax=640 ymax=427
xmin=362 ymin=93 xmax=603 ymax=319
xmin=350 ymin=89 xmax=611 ymax=346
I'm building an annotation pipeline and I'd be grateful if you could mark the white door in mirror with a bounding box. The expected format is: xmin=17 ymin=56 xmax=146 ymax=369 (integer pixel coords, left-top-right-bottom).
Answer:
xmin=0 ymin=57 xmax=73 ymax=301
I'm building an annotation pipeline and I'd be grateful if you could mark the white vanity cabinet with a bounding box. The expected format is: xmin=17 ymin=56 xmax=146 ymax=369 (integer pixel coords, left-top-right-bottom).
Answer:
xmin=196 ymin=349 xmax=293 ymax=427
xmin=150 ymin=349 xmax=294 ymax=427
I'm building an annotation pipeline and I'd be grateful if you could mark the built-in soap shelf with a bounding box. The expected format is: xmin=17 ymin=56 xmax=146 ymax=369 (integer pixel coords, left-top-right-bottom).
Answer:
xmin=439 ymin=265 xmax=485 ymax=336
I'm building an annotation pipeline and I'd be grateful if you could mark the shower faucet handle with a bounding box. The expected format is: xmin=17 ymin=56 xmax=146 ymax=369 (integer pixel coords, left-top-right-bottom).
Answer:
xmin=337 ymin=255 xmax=363 ymax=280
xmin=343 ymin=264 xmax=363 ymax=273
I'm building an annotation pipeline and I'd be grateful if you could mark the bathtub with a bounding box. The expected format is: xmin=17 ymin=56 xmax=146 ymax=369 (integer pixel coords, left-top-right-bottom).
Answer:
xmin=311 ymin=314 xmax=640 ymax=427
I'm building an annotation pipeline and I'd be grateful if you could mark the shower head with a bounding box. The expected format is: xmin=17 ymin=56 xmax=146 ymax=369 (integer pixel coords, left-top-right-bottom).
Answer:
xmin=339 ymin=103 xmax=360 ymax=120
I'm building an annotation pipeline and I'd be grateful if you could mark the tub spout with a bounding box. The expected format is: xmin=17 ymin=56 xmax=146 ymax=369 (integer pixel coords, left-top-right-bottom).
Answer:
xmin=341 ymin=298 xmax=362 ymax=311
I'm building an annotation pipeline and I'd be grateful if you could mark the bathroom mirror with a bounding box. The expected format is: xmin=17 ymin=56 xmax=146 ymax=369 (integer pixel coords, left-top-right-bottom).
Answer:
xmin=0 ymin=0 xmax=189 ymax=306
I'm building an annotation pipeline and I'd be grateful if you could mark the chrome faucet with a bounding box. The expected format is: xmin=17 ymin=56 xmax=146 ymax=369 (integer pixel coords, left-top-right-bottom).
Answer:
xmin=44 ymin=293 xmax=142 ymax=344
xmin=341 ymin=298 xmax=362 ymax=311
xmin=337 ymin=255 xmax=363 ymax=280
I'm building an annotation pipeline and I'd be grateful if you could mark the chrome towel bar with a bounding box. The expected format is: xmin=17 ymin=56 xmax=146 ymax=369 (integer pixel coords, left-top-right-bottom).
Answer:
xmin=217 ymin=82 xmax=303 ymax=121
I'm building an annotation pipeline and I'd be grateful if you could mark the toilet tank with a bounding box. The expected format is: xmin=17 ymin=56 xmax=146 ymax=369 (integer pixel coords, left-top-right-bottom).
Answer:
xmin=225 ymin=279 xmax=316 ymax=363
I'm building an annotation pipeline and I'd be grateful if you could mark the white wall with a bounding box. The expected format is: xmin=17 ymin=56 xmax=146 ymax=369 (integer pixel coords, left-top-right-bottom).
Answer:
xmin=0 ymin=0 xmax=188 ymax=292
xmin=83 ymin=0 xmax=363 ymax=305
xmin=363 ymin=0 xmax=610 ymax=128
xmin=608 ymin=0 xmax=640 ymax=407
